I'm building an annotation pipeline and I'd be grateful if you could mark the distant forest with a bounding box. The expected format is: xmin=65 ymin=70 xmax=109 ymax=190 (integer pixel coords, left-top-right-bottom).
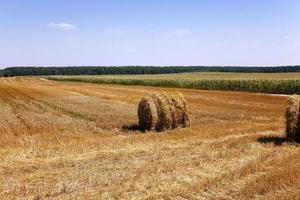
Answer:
xmin=1 ymin=66 xmax=300 ymax=77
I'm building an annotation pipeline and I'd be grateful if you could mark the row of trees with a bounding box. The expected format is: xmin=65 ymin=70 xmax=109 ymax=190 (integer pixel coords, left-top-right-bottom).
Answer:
xmin=1 ymin=66 xmax=300 ymax=77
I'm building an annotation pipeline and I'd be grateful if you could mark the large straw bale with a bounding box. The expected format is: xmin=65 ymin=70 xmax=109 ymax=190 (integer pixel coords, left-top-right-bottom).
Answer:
xmin=138 ymin=92 xmax=190 ymax=131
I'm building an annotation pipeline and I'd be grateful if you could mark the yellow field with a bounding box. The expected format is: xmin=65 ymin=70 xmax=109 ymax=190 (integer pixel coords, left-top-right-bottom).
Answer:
xmin=0 ymin=77 xmax=299 ymax=199
xmin=50 ymin=72 xmax=300 ymax=80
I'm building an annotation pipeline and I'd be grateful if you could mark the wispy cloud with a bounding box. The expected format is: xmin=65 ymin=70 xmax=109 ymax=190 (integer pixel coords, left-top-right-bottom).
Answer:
xmin=48 ymin=22 xmax=76 ymax=30
xmin=104 ymin=30 xmax=128 ymax=35
xmin=156 ymin=29 xmax=193 ymax=37
xmin=231 ymin=32 xmax=241 ymax=37
xmin=283 ymin=35 xmax=293 ymax=40
xmin=173 ymin=29 xmax=192 ymax=36
xmin=215 ymin=39 xmax=262 ymax=48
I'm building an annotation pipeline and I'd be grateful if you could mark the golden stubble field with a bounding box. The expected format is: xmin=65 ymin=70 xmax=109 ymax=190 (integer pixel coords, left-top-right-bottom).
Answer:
xmin=0 ymin=77 xmax=299 ymax=199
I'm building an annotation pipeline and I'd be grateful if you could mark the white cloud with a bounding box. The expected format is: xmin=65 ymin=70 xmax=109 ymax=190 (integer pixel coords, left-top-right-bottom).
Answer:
xmin=48 ymin=22 xmax=76 ymax=30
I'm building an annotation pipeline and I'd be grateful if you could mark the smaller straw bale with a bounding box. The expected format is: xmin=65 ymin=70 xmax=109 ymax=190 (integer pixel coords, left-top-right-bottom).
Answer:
xmin=285 ymin=95 xmax=300 ymax=142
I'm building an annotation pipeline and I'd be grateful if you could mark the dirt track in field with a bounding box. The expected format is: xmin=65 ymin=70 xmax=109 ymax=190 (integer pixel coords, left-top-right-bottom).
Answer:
xmin=0 ymin=77 xmax=299 ymax=199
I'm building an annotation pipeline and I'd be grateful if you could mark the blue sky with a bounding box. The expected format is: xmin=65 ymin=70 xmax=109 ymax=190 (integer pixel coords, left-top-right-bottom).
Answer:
xmin=0 ymin=0 xmax=300 ymax=67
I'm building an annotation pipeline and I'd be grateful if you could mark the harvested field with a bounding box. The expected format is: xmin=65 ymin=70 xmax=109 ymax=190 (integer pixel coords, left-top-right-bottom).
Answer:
xmin=0 ymin=77 xmax=299 ymax=199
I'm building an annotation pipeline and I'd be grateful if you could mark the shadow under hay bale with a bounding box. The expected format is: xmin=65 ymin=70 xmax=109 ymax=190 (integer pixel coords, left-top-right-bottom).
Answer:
xmin=138 ymin=91 xmax=190 ymax=131
xmin=286 ymin=95 xmax=300 ymax=142
xmin=257 ymin=136 xmax=287 ymax=146
xmin=122 ymin=123 xmax=141 ymax=132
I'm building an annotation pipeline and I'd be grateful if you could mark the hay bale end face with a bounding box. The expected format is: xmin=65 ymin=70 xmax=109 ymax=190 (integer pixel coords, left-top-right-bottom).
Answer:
xmin=138 ymin=92 xmax=190 ymax=131
xmin=286 ymin=95 xmax=300 ymax=142
xmin=138 ymin=95 xmax=158 ymax=131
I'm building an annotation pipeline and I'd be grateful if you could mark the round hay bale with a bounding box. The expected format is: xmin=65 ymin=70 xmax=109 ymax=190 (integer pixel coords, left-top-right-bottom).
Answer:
xmin=285 ymin=95 xmax=300 ymax=142
xmin=138 ymin=91 xmax=190 ymax=131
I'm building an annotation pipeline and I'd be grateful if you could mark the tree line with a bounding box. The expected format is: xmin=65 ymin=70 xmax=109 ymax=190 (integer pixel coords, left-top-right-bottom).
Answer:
xmin=1 ymin=66 xmax=300 ymax=77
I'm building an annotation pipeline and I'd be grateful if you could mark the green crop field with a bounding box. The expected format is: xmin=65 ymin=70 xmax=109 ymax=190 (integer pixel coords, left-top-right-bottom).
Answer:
xmin=47 ymin=72 xmax=300 ymax=94
xmin=48 ymin=72 xmax=300 ymax=80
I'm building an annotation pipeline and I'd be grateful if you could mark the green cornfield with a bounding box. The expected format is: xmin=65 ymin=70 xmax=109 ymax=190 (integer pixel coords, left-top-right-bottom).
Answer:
xmin=47 ymin=76 xmax=300 ymax=94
